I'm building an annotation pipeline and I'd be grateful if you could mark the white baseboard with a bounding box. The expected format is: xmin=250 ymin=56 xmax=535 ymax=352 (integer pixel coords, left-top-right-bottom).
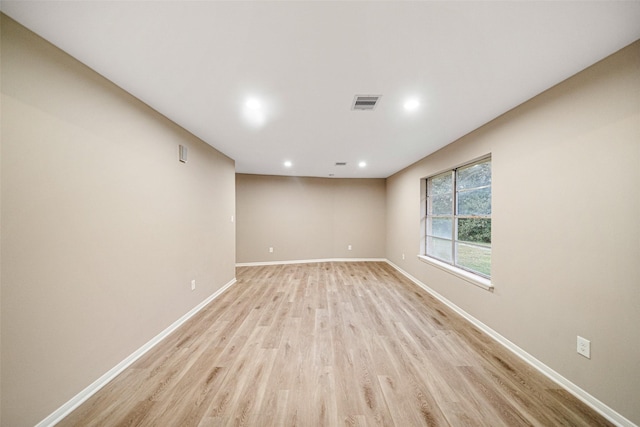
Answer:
xmin=385 ymin=260 xmax=637 ymax=427
xmin=36 ymin=277 xmax=237 ymax=427
xmin=37 ymin=260 xmax=636 ymax=427
xmin=236 ymin=257 xmax=386 ymax=267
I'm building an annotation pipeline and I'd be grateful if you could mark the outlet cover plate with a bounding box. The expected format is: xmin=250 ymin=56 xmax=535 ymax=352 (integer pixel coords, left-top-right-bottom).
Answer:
xmin=577 ymin=336 xmax=591 ymax=359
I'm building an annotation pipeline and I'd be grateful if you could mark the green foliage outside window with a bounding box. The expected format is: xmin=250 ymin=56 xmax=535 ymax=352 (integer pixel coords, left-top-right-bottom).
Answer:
xmin=458 ymin=218 xmax=491 ymax=245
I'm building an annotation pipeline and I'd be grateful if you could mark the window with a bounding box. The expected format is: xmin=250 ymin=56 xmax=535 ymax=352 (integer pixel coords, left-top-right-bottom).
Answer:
xmin=423 ymin=158 xmax=491 ymax=279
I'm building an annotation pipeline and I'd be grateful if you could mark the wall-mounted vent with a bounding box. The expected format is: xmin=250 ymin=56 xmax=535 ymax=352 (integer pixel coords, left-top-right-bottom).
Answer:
xmin=335 ymin=162 xmax=347 ymax=166
xmin=352 ymin=95 xmax=381 ymax=111
xmin=179 ymin=145 xmax=188 ymax=163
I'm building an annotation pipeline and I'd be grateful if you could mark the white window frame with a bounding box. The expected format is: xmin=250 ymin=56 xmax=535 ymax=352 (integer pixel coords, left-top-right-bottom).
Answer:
xmin=419 ymin=157 xmax=493 ymax=291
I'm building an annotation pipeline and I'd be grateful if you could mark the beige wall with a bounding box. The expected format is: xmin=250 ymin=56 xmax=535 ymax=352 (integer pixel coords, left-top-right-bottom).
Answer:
xmin=2 ymin=9 xmax=638 ymax=426
xmin=1 ymin=15 xmax=236 ymax=426
xmin=236 ymin=174 xmax=385 ymax=263
xmin=387 ymin=40 xmax=640 ymax=423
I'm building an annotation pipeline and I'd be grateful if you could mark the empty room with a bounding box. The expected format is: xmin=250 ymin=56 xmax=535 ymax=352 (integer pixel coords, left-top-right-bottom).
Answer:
xmin=1 ymin=1 xmax=639 ymax=426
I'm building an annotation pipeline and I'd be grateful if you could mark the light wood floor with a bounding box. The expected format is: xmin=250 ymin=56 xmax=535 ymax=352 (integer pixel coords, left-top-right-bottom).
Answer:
xmin=59 ymin=262 xmax=612 ymax=426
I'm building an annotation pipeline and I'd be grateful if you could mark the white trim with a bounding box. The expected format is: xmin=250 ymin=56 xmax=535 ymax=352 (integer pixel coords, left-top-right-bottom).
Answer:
xmin=385 ymin=260 xmax=637 ymax=427
xmin=35 ymin=277 xmax=237 ymax=427
xmin=236 ymin=257 xmax=386 ymax=267
xmin=36 ymin=260 xmax=637 ymax=427
xmin=417 ymin=254 xmax=493 ymax=291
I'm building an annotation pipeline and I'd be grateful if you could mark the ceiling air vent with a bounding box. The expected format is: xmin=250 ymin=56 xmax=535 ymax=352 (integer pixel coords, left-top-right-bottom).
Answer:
xmin=352 ymin=95 xmax=381 ymax=111
xmin=335 ymin=162 xmax=347 ymax=166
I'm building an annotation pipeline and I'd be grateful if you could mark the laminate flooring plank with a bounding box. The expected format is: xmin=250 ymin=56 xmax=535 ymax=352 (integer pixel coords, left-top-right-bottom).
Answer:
xmin=268 ymin=316 xmax=302 ymax=391
xmin=304 ymin=264 xmax=320 ymax=308
xmin=205 ymin=325 xmax=270 ymax=417
xmin=331 ymin=322 xmax=363 ymax=424
xmin=380 ymin=285 xmax=442 ymax=341
xmin=546 ymin=388 xmax=616 ymax=427
xmin=350 ymin=274 xmax=391 ymax=337
xmin=212 ymin=308 xmax=263 ymax=366
xmin=475 ymin=350 xmax=572 ymax=426
xmin=351 ymin=344 xmax=395 ymax=426
xmin=273 ymin=389 xmax=291 ymax=427
xmin=378 ymin=374 xmax=442 ymax=427
xmin=56 ymin=368 xmax=153 ymax=427
xmin=314 ymin=308 xmax=334 ymax=367
xmin=376 ymin=335 xmax=452 ymax=426
xmin=459 ymin=365 xmax=535 ymax=427
xmin=136 ymin=349 xmax=227 ymax=427
xmin=59 ymin=262 xmax=615 ymax=426
xmin=258 ymin=291 xmax=286 ymax=327
xmin=93 ymin=345 xmax=214 ymax=424
xmin=262 ymin=300 xmax=292 ymax=349
xmin=223 ymin=348 xmax=278 ymax=426
xmin=422 ymin=355 xmax=501 ymax=425
xmin=289 ymin=269 xmax=309 ymax=318
xmin=387 ymin=320 xmax=432 ymax=365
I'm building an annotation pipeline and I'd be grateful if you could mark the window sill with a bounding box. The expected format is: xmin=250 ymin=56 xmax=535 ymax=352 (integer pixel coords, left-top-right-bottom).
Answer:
xmin=417 ymin=255 xmax=493 ymax=291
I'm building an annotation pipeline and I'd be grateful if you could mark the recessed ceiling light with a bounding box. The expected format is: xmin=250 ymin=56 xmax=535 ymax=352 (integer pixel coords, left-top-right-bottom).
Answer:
xmin=243 ymin=97 xmax=267 ymax=127
xmin=358 ymin=161 xmax=367 ymax=168
xmin=404 ymin=98 xmax=420 ymax=112
xmin=246 ymin=98 xmax=261 ymax=110
xmin=284 ymin=161 xmax=292 ymax=167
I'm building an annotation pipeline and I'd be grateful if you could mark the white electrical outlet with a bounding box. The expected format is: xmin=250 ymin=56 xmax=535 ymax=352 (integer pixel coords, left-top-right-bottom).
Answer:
xmin=191 ymin=280 xmax=196 ymax=291
xmin=577 ymin=336 xmax=591 ymax=359
xmin=269 ymin=247 xmax=274 ymax=253
xmin=402 ymin=253 xmax=405 ymax=260
xmin=348 ymin=245 xmax=352 ymax=251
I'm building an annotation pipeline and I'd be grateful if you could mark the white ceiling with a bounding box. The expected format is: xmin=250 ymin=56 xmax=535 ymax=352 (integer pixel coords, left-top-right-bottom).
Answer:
xmin=3 ymin=1 xmax=640 ymax=178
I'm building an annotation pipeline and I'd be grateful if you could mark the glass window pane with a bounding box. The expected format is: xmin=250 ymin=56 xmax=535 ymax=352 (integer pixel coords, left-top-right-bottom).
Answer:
xmin=424 ymin=158 xmax=492 ymax=279
xmin=457 ymin=187 xmax=491 ymax=215
xmin=457 ymin=160 xmax=491 ymax=191
xmin=457 ymin=218 xmax=491 ymax=244
xmin=428 ymin=218 xmax=452 ymax=239
xmin=456 ymin=242 xmax=491 ymax=277
xmin=430 ymin=194 xmax=453 ymax=215
xmin=429 ymin=172 xmax=452 ymax=195
xmin=427 ymin=236 xmax=453 ymax=263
